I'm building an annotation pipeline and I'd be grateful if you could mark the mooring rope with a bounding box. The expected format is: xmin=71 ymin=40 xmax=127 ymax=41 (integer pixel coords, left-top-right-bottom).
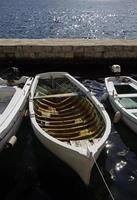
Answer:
xmin=93 ymin=155 xmax=115 ymax=200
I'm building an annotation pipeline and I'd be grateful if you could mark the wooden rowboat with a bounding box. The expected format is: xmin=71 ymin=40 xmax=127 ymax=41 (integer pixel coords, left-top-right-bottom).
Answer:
xmin=29 ymin=72 xmax=111 ymax=185
xmin=105 ymin=75 xmax=137 ymax=133
xmin=0 ymin=75 xmax=33 ymax=151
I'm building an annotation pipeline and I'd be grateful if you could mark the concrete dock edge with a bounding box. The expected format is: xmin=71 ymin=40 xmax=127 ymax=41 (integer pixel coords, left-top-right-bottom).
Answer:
xmin=0 ymin=39 xmax=137 ymax=60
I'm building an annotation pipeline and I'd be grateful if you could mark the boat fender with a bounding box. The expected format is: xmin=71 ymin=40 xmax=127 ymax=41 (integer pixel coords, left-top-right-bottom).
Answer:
xmin=6 ymin=136 xmax=17 ymax=149
xmin=113 ymin=111 xmax=121 ymax=123
xmin=100 ymin=93 xmax=108 ymax=103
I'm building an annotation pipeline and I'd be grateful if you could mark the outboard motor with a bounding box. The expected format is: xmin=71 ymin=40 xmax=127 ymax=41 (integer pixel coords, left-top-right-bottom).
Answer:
xmin=7 ymin=67 xmax=20 ymax=85
xmin=8 ymin=67 xmax=19 ymax=79
xmin=111 ymin=64 xmax=121 ymax=77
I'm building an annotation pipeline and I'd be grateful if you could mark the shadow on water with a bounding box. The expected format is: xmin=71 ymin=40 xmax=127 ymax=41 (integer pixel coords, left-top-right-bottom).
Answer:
xmin=103 ymin=96 xmax=137 ymax=200
xmin=0 ymin=115 xmax=91 ymax=200
xmin=110 ymin=110 xmax=137 ymax=155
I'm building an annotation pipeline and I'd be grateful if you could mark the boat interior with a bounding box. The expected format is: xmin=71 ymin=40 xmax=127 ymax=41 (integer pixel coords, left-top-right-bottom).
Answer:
xmin=0 ymin=86 xmax=16 ymax=114
xmin=33 ymin=77 xmax=105 ymax=142
xmin=113 ymin=80 xmax=137 ymax=116
xmin=115 ymin=84 xmax=137 ymax=94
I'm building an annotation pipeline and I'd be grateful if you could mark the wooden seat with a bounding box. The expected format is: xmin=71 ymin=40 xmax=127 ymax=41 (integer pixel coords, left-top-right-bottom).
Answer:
xmin=33 ymin=92 xmax=79 ymax=99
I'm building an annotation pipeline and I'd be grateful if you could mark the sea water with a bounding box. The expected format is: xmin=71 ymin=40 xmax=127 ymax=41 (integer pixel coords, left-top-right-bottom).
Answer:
xmin=0 ymin=0 xmax=137 ymax=39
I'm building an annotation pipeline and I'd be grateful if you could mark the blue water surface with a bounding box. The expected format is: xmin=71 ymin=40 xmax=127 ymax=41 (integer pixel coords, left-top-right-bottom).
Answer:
xmin=0 ymin=0 xmax=137 ymax=39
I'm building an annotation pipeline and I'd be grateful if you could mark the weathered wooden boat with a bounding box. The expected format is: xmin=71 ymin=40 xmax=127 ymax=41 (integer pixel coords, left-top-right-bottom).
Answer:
xmin=105 ymin=75 xmax=137 ymax=133
xmin=0 ymin=75 xmax=33 ymax=151
xmin=29 ymin=72 xmax=111 ymax=185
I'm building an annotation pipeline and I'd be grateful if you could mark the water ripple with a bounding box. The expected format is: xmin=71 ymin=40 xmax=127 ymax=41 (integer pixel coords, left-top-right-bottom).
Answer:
xmin=0 ymin=0 xmax=137 ymax=38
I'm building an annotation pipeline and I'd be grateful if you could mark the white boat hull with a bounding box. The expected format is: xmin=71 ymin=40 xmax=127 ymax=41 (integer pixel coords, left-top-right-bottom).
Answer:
xmin=0 ymin=107 xmax=25 ymax=151
xmin=105 ymin=76 xmax=137 ymax=134
xmin=32 ymin=123 xmax=92 ymax=184
xmin=30 ymin=72 xmax=111 ymax=185
xmin=0 ymin=76 xmax=33 ymax=151
xmin=31 ymin=117 xmax=105 ymax=185
xmin=109 ymin=95 xmax=137 ymax=133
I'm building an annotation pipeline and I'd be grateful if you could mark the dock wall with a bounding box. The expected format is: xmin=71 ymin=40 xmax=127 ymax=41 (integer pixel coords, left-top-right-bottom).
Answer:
xmin=0 ymin=39 xmax=137 ymax=76
xmin=0 ymin=39 xmax=137 ymax=60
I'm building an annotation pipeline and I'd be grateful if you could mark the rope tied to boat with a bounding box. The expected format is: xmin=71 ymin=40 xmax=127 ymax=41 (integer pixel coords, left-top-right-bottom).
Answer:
xmin=92 ymin=155 xmax=115 ymax=200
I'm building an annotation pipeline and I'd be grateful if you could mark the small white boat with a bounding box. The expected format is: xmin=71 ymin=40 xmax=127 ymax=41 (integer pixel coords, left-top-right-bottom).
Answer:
xmin=0 ymin=75 xmax=33 ymax=151
xmin=105 ymin=68 xmax=137 ymax=133
xmin=29 ymin=72 xmax=111 ymax=185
